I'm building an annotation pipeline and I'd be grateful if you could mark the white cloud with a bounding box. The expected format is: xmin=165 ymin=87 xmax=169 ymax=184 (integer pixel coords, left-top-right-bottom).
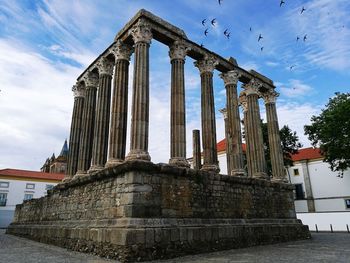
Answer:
xmin=279 ymin=79 xmax=313 ymax=98
xmin=240 ymin=61 xmax=260 ymax=71
xmin=0 ymin=39 xmax=80 ymax=170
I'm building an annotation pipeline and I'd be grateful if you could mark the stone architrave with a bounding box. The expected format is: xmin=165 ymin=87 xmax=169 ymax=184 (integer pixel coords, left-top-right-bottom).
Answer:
xmin=75 ymin=72 xmax=99 ymax=177
xmin=261 ymin=89 xmax=287 ymax=182
xmin=126 ymin=19 xmax=152 ymax=161
xmin=65 ymin=83 xmax=85 ymax=181
xmin=89 ymin=57 xmax=114 ymax=172
xmin=192 ymin=129 xmax=201 ymax=170
xmin=244 ymin=79 xmax=268 ymax=179
xmin=220 ymin=71 xmax=245 ymax=176
xmin=239 ymin=92 xmax=253 ymax=177
xmin=169 ymin=40 xmax=190 ymax=167
xmin=194 ymin=56 xmax=220 ymax=173
xmin=106 ymin=41 xmax=133 ymax=167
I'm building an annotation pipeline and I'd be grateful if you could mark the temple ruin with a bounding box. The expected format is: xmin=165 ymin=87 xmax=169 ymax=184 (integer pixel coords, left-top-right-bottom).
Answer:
xmin=7 ymin=9 xmax=310 ymax=262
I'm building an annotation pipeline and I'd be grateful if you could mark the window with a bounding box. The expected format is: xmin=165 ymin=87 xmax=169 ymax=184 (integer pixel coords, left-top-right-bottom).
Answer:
xmin=0 ymin=193 xmax=7 ymax=206
xmin=293 ymin=169 xmax=299 ymax=176
xmin=26 ymin=183 xmax=35 ymax=189
xmin=0 ymin=181 xmax=9 ymax=188
xmin=45 ymin=184 xmax=54 ymax=190
xmin=345 ymin=199 xmax=350 ymax=209
xmin=294 ymin=184 xmax=304 ymax=200
xmin=24 ymin=194 xmax=33 ymax=201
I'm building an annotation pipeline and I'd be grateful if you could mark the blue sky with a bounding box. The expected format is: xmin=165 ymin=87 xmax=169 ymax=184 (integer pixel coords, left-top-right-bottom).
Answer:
xmin=0 ymin=0 xmax=349 ymax=170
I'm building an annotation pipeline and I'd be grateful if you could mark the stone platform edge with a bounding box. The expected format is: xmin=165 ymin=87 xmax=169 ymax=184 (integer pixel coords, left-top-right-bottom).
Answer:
xmin=7 ymin=218 xmax=310 ymax=262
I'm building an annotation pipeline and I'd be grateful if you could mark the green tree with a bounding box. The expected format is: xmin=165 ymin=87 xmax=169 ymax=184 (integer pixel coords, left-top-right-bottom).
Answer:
xmin=304 ymin=92 xmax=350 ymax=175
xmin=262 ymin=123 xmax=302 ymax=175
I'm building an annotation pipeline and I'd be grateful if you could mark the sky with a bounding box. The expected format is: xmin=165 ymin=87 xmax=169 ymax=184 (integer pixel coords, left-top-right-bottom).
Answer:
xmin=0 ymin=0 xmax=349 ymax=171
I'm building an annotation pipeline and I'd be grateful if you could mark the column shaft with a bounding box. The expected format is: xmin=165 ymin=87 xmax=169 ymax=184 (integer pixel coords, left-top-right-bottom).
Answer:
xmin=66 ymin=91 xmax=84 ymax=179
xmin=246 ymin=89 xmax=268 ymax=179
xmin=126 ymin=41 xmax=151 ymax=161
xmin=90 ymin=72 xmax=113 ymax=171
xmin=76 ymin=84 xmax=97 ymax=176
xmin=192 ymin=129 xmax=201 ymax=170
xmin=106 ymin=59 xmax=130 ymax=166
xmin=200 ymin=71 xmax=219 ymax=172
xmin=169 ymin=41 xmax=189 ymax=167
xmin=266 ymin=101 xmax=286 ymax=181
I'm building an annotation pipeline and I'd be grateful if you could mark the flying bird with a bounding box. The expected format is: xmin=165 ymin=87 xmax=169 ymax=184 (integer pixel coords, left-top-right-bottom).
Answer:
xmin=211 ymin=18 xmax=217 ymax=26
xmin=296 ymin=36 xmax=300 ymax=41
xmin=200 ymin=43 xmax=204 ymax=48
xmin=280 ymin=0 xmax=285 ymax=7
xmin=249 ymin=27 xmax=252 ymax=32
xmin=303 ymin=34 xmax=307 ymax=41
xmin=224 ymin=29 xmax=228 ymax=35
xmin=218 ymin=0 xmax=223 ymax=5
xmin=258 ymin=34 xmax=263 ymax=42
xmin=261 ymin=47 xmax=264 ymax=52
xmin=204 ymin=28 xmax=209 ymax=36
xmin=201 ymin=19 xmax=206 ymax=26
xmin=226 ymin=32 xmax=230 ymax=39
xmin=290 ymin=65 xmax=295 ymax=70
xmin=301 ymin=6 xmax=306 ymax=14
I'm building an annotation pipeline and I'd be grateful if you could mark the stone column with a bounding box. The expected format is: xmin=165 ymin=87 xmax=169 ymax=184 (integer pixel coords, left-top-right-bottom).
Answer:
xmin=75 ymin=72 xmax=98 ymax=177
xmin=262 ymin=89 xmax=287 ymax=182
xmin=244 ymin=79 xmax=268 ymax=179
xmin=300 ymin=160 xmax=316 ymax=212
xmin=192 ymin=129 xmax=201 ymax=170
xmin=169 ymin=40 xmax=189 ymax=167
xmin=126 ymin=19 xmax=152 ymax=161
xmin=65 ymin=83 xmax=85 ymax=180
xmin=194 ymin=56 xmax=220 ymax=173
xmin=219 ymin=108 xmax=232 ymax=175
xmin=220 ymin=71 xmax=245 ymax=176
xmin=239 ymin=92 xmax=253 ymax=177
xmin=106 ymin=41 xmax=133 ymax=167
xmin=89 ymin=57 xmax=114 ymax=172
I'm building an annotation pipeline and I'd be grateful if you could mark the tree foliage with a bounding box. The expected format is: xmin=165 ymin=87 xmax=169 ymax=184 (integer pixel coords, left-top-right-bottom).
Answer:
xmin=304 ymin=93 xmax=350 ymax=174
xmin=262 ymin=123 xmax=302 ymax=175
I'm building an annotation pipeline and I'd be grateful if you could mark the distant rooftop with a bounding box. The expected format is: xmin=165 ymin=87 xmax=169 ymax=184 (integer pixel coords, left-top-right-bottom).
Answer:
xmin=0 ymin=168 xmax=64 ymax=181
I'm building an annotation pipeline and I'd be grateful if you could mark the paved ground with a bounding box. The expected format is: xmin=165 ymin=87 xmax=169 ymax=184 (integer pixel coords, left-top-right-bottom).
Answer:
xmin=1 ymin=230 xmax=350 ymax=263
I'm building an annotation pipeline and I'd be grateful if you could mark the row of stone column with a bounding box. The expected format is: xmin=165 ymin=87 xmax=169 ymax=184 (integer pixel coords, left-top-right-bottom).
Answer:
xmin=66 ymin=18 xmax=285 ymax=182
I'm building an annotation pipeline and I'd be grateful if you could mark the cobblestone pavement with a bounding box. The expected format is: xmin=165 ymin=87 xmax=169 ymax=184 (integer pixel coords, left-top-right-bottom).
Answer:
xmin=1 ymin=230 xmax=350 ymax=263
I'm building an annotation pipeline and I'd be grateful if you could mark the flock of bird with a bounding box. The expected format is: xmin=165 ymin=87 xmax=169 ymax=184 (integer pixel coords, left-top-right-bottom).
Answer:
xmin=200 ymin=0 xmax=312 ymax=72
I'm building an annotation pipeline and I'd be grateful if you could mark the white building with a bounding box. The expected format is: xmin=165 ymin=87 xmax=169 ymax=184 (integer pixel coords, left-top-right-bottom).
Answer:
xmin=0 ymin=168 xmax=63 ymax=228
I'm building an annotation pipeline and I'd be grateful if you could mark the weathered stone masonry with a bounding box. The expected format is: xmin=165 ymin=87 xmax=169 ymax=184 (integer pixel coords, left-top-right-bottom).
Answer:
xmin=7 ymin=9 xmax=310 ymax=263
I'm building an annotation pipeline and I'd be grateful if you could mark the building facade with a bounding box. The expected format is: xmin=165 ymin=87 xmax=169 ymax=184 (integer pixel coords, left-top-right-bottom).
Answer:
xmin=0 ymin=169 xmax=64 ymax=228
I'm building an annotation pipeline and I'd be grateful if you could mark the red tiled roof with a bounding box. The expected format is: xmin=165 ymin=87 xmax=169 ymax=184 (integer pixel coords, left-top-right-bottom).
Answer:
xmin=217 ymin=139 xmax=323 ymax=161
xmin=217 ymin=138 xmax=246 ymax=153
xmin=290 ymin=147 xmax=323 ymax=161
xmin=0 ymin=168 xmax=64 ymax=181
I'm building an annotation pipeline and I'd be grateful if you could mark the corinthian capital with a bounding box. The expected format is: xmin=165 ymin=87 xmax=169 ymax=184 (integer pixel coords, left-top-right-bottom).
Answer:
xmin=111 ymin=40 xmax=133 ymax=61
xmin=239 ymin=91 xmax=248 ymax=113
xmin=220 ymin=70 xmax=241 ymax=86
xmin=72 ymin=83 xmax=85 ymax=98
xmin=83 ymin=71 xmax=99 ymax=87
xmin=243 ymin=78 xmax=263 ymax=96
xmin=219 ymin=108 xmax=228 ymax=119
xmin=96 ymin=57 xmax=114 ymax=76
xmin=194 ymin=55 xmax=219 ymax=74
xmin=261 ymin=89 xmax=279 ymax=104
xmin=169 ymin=40 xmax=190 ymax=61
xmin=129 ymin=18 xmax=152 ymax=44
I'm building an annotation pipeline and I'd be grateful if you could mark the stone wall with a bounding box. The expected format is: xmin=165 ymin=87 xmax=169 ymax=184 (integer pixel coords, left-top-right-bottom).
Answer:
xmin=7 ymin=161 xmax=310 ymax=262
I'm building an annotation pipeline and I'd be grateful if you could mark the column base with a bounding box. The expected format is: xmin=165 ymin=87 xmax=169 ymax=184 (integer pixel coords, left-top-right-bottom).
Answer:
xmin=253 ymin=172 xmax=270 ymax=180
xmin=271 ymin=176 xmax=289 ymax=183
xmin=231 ymin=169 xmax=246 ymax=176
xmin=72 ymin=170 xmax=88 ymax=180
xmin=201 ymin=164 xmax=220 ymax=173
xmin=105 ymin=158 xmax=124 ymax=168
xmin=87 ymin=165 xmax=105 ymax=174
xmin=125 ymin=150 xmax=151 ymax=161
xmin=169 ymin=157 xmax=190 ymax=168
xmin=62 ymin=176 xmax=72 ymax=183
